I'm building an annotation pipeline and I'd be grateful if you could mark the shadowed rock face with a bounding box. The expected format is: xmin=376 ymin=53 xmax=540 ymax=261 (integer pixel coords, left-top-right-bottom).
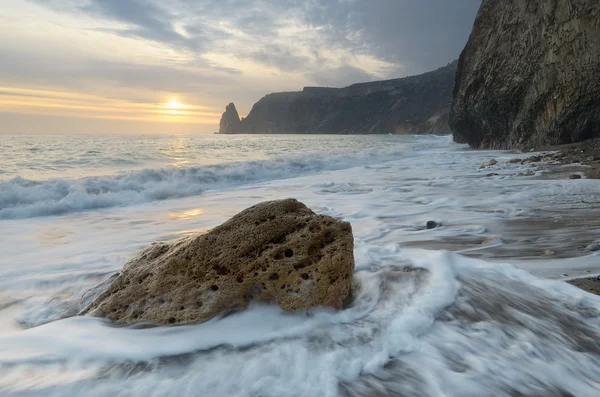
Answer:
xmin=219 ymin=103 xmax=241 ymax=134
xmin=450 ymin=0 xmax=600 ymax=149
xmin=218 ymin=62 xmax=456 ymax=135
xmin=82 ymin=199 xmax=355 ymax=326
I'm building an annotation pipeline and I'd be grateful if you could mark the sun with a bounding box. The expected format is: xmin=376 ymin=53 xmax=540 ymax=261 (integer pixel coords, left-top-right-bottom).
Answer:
xmin=165 ymin=98 xmax=184 ymax=109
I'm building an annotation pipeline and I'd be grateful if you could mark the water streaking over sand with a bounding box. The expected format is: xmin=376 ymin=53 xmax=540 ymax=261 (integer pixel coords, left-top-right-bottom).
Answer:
xmin=1 ymin=134 xmax=599 ymax=396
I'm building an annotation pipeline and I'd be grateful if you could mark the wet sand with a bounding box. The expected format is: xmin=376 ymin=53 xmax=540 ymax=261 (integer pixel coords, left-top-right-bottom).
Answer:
xmin=407 ymin=138 xmax=600 ymax=295
xmin=532 ymin=138 xmax=600 ymax=295
xmin=568 ymin=277 xmax=600 ymax=295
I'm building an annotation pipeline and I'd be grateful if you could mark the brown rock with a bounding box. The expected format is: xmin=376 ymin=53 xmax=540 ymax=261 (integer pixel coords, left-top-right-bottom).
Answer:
xmin=569 ymin=174 xmax=582 ymax=180
xmin=505 ymin=158 xmax=522 ymax=164
xmin=479 ymin=159 xmax=497 ymax=168
xmin=450 ymin=0 xmax=600 ymax=149
xmin=81 ymin=199 xmax=355 ymax=325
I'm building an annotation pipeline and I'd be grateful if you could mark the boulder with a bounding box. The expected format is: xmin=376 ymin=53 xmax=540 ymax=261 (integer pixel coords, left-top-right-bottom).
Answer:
xmin=450 ymin=0 xmax=600 ymax=149
xmin=81 ymin=199 xmax=355 ymax=325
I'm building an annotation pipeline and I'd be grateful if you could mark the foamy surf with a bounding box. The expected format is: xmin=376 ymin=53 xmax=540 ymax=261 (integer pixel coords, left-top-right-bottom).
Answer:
xmin=1 ymin=251 xmax=599 ymax=397
xmin=0 ymin=137 xmax=426 ymax=219
xmin=1 ymin=134 xmax=600 ymax=396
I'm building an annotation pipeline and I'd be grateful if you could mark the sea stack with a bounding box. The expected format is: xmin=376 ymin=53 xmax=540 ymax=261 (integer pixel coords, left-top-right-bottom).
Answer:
xmin=81 ymin=199 xmax=355 ymax=325
xmin=218 ymin=102 xmax=241 ymax=134
xmin=450 ymin=0 xmax=600 ymax=149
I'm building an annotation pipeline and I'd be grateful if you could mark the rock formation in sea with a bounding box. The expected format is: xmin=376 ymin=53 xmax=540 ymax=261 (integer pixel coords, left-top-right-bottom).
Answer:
xmin=218 ymin=62 xmax=457 ymax=135
xmin=450 ymin=0 xmax=600 ymax=149
xmin=219 ymin=103 xmax=241 ymax=134
xmin=81 ymin=199 xmax=355 ymax=325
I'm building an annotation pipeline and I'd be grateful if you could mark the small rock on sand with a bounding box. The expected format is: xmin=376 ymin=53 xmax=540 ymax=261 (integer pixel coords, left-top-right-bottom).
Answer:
xmin=426 ymin=221 xmax=441 ymax=229
xmin=569 ymin=174 xmax=582 ymax=179
xmin=479 ymin=159 xmax=497 ymax=168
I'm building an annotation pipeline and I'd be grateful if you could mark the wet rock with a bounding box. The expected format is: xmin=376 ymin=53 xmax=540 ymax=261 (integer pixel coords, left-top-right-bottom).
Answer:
xmin=522 ymin=156 xmax=542 ymax=164
xmin=586 ymin=243 xmax=600 ymax=252
xmin=426 ymin=221 xmax=441 ymax=230
xmin=479 ymin=159 xmax=497 ymax=168
xmin=486 ymin=173 xmax=499 ymax=177
xmin=569 ymin=174 xmax=582 ymax=180
xmin=505 ymin=158 xmax=522 ymax=164
xmin=81 ymin=199 xmax=355 ymax=325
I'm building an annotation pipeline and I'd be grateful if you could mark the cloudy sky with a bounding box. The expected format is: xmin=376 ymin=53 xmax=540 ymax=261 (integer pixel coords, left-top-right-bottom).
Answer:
xmin=0 ymin=0 xmax=480 ymax=134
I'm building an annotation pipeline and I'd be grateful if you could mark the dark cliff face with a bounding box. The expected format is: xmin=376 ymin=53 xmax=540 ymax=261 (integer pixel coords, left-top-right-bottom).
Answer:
xmin=218 ymin=62 xmax=456 ymax=135
xmin=219 ymin=103 xmax=241 ymax=134
xmin=450 ymin=0 xmax=600 ymax=149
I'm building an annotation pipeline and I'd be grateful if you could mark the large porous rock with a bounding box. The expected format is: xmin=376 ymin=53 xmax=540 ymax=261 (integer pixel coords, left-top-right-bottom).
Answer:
xmin=450 ymin=0 xmax=600 ymax=149
xmin=81 ymin=199 xmax=354 ymax=325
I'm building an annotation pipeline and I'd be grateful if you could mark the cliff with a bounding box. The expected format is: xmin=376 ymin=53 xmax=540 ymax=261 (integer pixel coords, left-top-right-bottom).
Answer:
xmin=450 ymin=0 xmax=600 ymax=149
xmin=218 ymin=62 xmax=457 ymax=135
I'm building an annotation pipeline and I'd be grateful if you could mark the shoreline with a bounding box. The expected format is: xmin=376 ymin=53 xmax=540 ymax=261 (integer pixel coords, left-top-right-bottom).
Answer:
xmin=517 ymin=138 xmax=600 ymax=295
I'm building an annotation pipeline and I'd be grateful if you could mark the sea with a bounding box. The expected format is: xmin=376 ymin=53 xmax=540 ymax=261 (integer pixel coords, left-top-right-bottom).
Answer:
xmin=0 ymin=133 xmax=599 ymax=397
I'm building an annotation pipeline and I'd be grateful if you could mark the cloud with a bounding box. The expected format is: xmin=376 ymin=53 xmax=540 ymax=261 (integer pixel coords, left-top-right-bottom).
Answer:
xmin=28 ymin=0 xmax=480 ymax=77
xmin=307 ymin=66 xmax=377 ymax=88
xmin=6 ymin=0 xmax=480 ymax=132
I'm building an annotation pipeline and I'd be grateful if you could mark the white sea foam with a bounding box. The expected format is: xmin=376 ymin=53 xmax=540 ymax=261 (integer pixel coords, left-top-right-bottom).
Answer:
xmin=1 ymin=134 xmax=600 ymax=396
xmin=1 ymin=250 xmax=599 ymax=397
xmin=0 ymin=143 xmax=417 ymax=219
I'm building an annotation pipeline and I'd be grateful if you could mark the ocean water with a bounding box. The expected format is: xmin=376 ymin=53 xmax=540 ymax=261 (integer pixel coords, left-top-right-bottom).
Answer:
xmin=1 ymin=134 xmax=599 ymax=396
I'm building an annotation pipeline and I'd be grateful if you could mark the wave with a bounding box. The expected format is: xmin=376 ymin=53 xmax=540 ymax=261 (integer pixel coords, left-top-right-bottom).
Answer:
xmin=1 ymin=250 xmax=599 ymax=396
xmin=0 ymin=147 xmax=410 ymax=220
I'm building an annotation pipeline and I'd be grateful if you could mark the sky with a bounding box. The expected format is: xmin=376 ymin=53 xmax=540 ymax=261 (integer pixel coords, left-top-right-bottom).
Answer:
xmin=0 ymin=0 xmax=481 ymax=134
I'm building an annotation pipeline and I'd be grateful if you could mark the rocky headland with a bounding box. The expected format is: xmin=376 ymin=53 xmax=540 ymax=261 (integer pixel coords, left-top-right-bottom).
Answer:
xmin=450 ymin=0 xmax=600 ymax=149
xmin=218 ymin=61 xmax=457 ymax=135
xmin=82 ymin=199 xmax=355 ymax=325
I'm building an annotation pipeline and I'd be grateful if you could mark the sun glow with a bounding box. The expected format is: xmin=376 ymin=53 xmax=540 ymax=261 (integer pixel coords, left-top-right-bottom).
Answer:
xmin=165 ymin=98 xmax=184 ymax=109
xmin=0 ymin=87 xmax=222 ymax=129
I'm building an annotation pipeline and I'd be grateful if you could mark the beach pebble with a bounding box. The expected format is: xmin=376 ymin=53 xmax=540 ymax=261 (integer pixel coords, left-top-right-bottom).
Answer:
xmin=426 ymin=221 xmax=440 ymax=229
xmin=569 ymin=174 xmax=582 ymax=179
xmin=544 ymin=250 xmax=556 ymax=256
